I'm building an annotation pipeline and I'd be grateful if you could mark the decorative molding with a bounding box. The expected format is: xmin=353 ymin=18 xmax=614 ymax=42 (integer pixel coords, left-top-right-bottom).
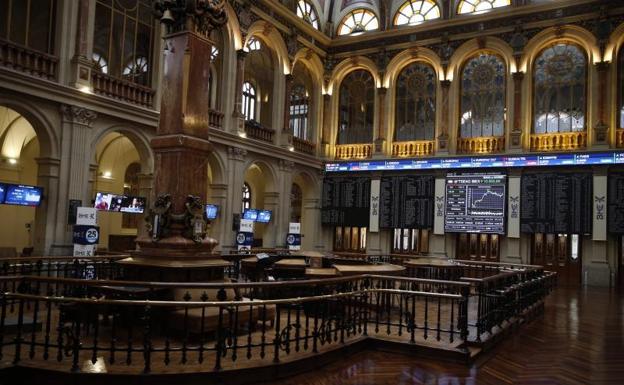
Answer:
xmin=227 ymin=146 xmax=247 ymax=161
xmin=60 ymin=105 xmax=97 ymax=126
xmin=279 ymin=159 xmax=295 ymax=172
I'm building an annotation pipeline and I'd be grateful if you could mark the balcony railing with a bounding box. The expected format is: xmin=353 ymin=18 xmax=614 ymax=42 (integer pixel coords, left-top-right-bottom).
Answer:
xmin=91 ymin=72 xmax=155 ymax=108
xmin=335 ymin=143 xmax=372 ymax=160
xmin=244 ymin=120 xmax=275 ymax=143
xmin=457 ymin=136 xmax=505 ymax=154
xmin=616 ymin=129 xmax=624 ymax=148
xmin=392 ymin=140 xmax=435 ymax=157
xmin=292 ymin=136 xmax=316 ymax=155
xmin=530 ymin=131 xmax=587 ymax=151
xmin=0 ymin=39 xmax=57 ymax=80
xmin=208 ymin=108 xmax=224 ymax=130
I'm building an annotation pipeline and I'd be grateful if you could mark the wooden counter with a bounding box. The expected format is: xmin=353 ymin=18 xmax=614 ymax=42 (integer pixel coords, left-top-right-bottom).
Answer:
xmin=333 ymin=263 xmax=406 ymax=276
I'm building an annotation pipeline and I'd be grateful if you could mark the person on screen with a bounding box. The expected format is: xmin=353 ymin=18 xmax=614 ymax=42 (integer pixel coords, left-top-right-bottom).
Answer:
xmin=110 ymin=197 xmax=123 ymax=211
xmin=95 ymin=196 xmax=108 ymax=210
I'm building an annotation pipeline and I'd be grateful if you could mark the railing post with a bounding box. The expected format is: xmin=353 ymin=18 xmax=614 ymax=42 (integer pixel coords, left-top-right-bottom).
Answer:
xmin=459 ymin=286 xmax=469 ymax=344
xmin=273 ymin=305 xmax=281 ymax=363
xmin=13 ymin=296 xmax=25 ymax=365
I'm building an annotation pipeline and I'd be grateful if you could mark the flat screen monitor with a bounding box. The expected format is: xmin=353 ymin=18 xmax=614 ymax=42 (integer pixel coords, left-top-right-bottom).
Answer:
xmin=119 ymin=196 xmax=146 ymax=214
xmin=0 ymin=183 xmax=5 ymax=204
xmin=242 ymin=209 xmax=258 ymax=221
xmin=3 ymin=184 xmax=43 ymax=206
xmin=444 ymin=173 xmax=506 ymax=234
xmin=257 ymin=210 xmax=272 ymax=223
xmin=206 ymin=204 xmax=219 ymax=219
xmin=94 ymin=192 xmax=145 ymax=213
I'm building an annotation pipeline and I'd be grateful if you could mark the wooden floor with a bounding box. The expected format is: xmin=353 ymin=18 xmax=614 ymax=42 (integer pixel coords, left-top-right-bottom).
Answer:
xmin=255 ymin=286 xmax=624 ymax=385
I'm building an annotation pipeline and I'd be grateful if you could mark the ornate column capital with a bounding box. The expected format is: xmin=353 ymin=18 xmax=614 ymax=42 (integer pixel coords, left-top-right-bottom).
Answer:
xmin=60 ymin=105 xmax=97 ymax=126
xmin=440 ymin=79 xmax=451 ymax=88
xmin=153 ymin=0 xmax=228 ymax=36
xmin=227 ymin=146 xmax=247 ymax=161
xmin=278 ymin=159 xmax=295 ymax=173
xmin=236 ymin=49 xmax=248 ymax=61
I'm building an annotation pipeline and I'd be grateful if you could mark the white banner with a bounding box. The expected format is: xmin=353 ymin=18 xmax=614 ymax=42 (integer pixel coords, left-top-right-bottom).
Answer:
xmin=239 ymin=219 xmax=254 ymax=233
xmin=593 ymin=174 xmax=607 ymax=241
xmin=369 ymin=179 xmax=380 ymax=232
xmin=507 ymin=176 xmax=520 ymax=238
xmin=76 ymin=207 xmax=97 ymax=225
xmin=73 ymin=244 xmax=96 ymax=257
xmin=434 ymin=177 xmax=445 ymax=235
xmin=289 ymin=222 xmax=301 ymax=234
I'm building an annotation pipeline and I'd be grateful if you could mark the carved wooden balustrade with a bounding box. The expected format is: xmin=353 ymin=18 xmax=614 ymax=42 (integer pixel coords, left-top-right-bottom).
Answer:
xmin=208 ymin=108 xmax=224 ymax=130
xmin=244 ymin=120 xmax=275 ymax=143
xmin=457 ymin=136 xmax=505 ymax=154
xmin=392 ymin=140 xmax=435 ymax=158
xmin=335 ymin=144 xmax=372 ymax=160
xmin=91 ymin=72 xmax=155 ymax=108
xmin=530 ymin=131 xmax=587 ymax=151
xmin=616 ymin=129 xmax=624 ymax=148
xmin=0 ymin=39 xmax=57 ymax=80
xmin=292 ymin=136 xmax=316 ymax=155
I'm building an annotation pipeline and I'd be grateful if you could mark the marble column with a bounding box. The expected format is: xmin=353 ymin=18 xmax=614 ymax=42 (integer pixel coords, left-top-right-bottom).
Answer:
xmin=208 ymin=183 xmax=229 ymax=249
xmin=321 ymin=93 xmax=332 ymax=157
xmin=222 ymin=146 xmax=247 ymax=251
xmin=438 ymin=80 xmax=451 ymax=153
xmin=33 ymin=157 xmax=61 ymax=255
xmin=594 ymin=62 xmax=609 ymax=146
xmin=510 ymin=72 xmax=524 ymax=149
xmin=233 ymin=49 xmax=248 ymax=134
xmin=374 ymin=87 xmax=387 ymax=156
xmin=70 ymin=0 xmax=96 ymax=90
xmin=302 ymin=198 xmax=322 ymax=250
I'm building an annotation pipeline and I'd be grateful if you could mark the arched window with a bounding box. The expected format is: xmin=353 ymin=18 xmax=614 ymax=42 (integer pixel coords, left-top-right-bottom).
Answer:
xmin=210 ymin=46 xmax=219 ymax=61
xmin=92 ymin=53 xmax=109 ymax=74
xmin=337 ymin=9 xmax=379 ymax=36
xmin=460 ymin=53 xmax=506 ymax=138
xmin=296 ymin=0 xmax=320 ymax=30
xmin=0 ymin=0 xmax=56 ymax=54
xmin=533 ymin=43 xmax=586 ymax=134
xmin=395 ymin=62 xmax=437 ymax=141
xmin=242 ymin=82 xmax=257 ymax=121
xmin=290 ymin=183 xmax=303 ymax=223
xmin=242 ymin=183 xmax=252 ymax=212
xmin=619 ymin=45 xmax=624 ymax=129
xmin=457 ymin=0 xmax=510 ymax=14
xmin=290 ymin=85 xmax=310 ymax=140
xmin=246 ymin=37 xmax=261 ymax=51
xmin=394 ymin=0 xmax=441 ymax=26
xmin=94 ymin=0 xmax=154 ymax=85
xmin=338 ymin=70 xmax=375 ymax=144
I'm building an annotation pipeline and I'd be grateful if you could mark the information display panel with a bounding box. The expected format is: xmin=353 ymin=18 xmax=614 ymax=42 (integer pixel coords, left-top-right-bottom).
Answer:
xmin=94 ymin=192 xmax=145 ymax=214
xmin=608 ymin=173 xmax=624 ymax=234
xmin=4 ymin=184 xmax=43 ymax=206
xmin=206 ymin=204 xmax=219 ymax=220
xmin=0 ymin=183 xmax=5 ymax=203
xmin=379 ymin=175 xmax=434 ymax=229
xmin=520 ymin=172 xmax=592 ymax=234
xmin=444 ymin=173 xmax=506 ymax=234
xmin=321 ymin=177 xmax=370 ymax=227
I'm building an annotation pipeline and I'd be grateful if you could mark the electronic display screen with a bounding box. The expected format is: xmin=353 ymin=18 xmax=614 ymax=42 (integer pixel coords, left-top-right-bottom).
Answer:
xmin=206 ymin=204 xmax=219 ymax=219
xmin=3 ymin=184 xmax=43 ymax=206
xmin=0 ymin=183 xmax=5 ymax=204
xmin=242 ymin=209 xmax=258 ymax=221
xmin=325 ymin=151 xmax=624 ymax=173
xmin=444 ymin=173 xmax=506 ymax=234
xmin=257 ymin=210 xmax=272 ymax=223
xmin=94 ymin=192 xmax=145 ymax=214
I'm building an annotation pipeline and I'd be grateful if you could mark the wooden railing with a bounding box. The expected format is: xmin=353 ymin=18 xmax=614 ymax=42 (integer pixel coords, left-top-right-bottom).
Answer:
xmin=208 ymin=108 xmax=224 ymax=129
xmin=91 ymin=72 xmax=155 ymax=108
xmin=530 ymin=131 xmax=587 ymax=151
xmin=391 ymin=140 xmax=435 ymax=157
xmin=0 ymin=39 xmax=57 ymax=80
xmin=335 ymin=144 xmax=372 ymax=160
xmin=616 ymin=129 xmax=624 ymax=148
xmin=457 ymin=136 xmax=505 ymax=154
xmin=244 ymin=120 xmax=275 ymax=143
xmin=292 ymin=136 xmax=316 ymax=155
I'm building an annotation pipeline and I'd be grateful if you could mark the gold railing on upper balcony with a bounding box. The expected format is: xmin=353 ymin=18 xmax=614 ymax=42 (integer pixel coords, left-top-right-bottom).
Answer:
xmin=244 ymin=120 xmax=275 ymax=143
xmin=292 ymin=136 xmax=316 ymax=155
xmin=616 ymin=129 xmax=624 ymax=148
xmin=335 ymin=144 xmax=372 ymax=160
xmin=392 ymin=140 xmax=435 ymax=157
xmin=530 ymin=131 xmax=587 ymax=151
xmin=0 ymin=39 xmax=57 ymax=80
xmin=92 ymin=72 xmax=155 ymax=108
xmin=208 ymin=108 xmax=224 ymax=130
xmin=457 ymin=136 xmax=505 ymax=154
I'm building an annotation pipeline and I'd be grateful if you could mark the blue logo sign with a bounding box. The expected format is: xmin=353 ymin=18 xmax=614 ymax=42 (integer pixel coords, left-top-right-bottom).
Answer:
xmin=236 ymin=232 xmax=253 ymax=246
xmin=72 ymin=225 xmax=100 ymax=245
xmin=286 ymin=233 xmax=301 ymax=246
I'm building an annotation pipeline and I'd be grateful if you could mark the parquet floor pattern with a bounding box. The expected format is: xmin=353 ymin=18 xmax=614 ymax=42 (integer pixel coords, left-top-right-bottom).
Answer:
xmin=257 ymin=287 xmax=624 ymax=385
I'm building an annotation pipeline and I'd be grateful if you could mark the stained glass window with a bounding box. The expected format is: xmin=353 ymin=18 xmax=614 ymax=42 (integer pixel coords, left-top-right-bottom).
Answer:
xmin=337 ymin=9 xmax=379 ymax=36
xmin=394 ymin=0 xmax=441 ymax=26
xmin=92 ymin=53 xmax=109 ymax=74
xmin=460 ymin=53 xmax=506 ymax=138
xmin=290 ymin=85 xmax=310 ymax=140
xmin=533 ymin=43 xmax=586 ymax=134
xmin=94 ymin=0 xmax=154 ymax=85
xmin=337 ymin=70 xmax=375 ymax=144
xmin=457 ymin=0 xmax=510 ymax=14
xmin=620 ymin=45 xmax=624 ymax=128
xmin=395 ymin=62 xmax=437 ymax=141
xmin=296 ymin=0 xmax=319 ymax=30
xmin=242 ymin=82 xmax=256 ymax=121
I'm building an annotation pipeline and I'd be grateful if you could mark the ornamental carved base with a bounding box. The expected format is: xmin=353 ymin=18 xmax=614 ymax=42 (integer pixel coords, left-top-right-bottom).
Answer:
xmin=437 ymin=133 xmax=449 ymax=151
xmin=594 ymin=122 xmax=608 ymax=145
xmin=509 ymin=130 xmax=522 ymax=148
